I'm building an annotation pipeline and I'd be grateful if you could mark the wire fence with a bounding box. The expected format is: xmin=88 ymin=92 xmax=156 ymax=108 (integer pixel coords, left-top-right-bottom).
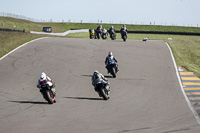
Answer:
xmin=0 ymin=12 xmax=43 ymax=22
xmin=0 ymin=12 xmax=199 ymax=27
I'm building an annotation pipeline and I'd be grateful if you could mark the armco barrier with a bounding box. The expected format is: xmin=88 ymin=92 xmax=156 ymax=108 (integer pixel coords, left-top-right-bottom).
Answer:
xmin=0 ymin=28 xmax=25 ymax=33
xmin=114 ymin=30 xmax=200 ymax=36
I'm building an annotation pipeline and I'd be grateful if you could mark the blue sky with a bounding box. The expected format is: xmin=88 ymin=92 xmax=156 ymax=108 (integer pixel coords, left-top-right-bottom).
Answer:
xmin=1 ymin=0 xmax=200 ymax=26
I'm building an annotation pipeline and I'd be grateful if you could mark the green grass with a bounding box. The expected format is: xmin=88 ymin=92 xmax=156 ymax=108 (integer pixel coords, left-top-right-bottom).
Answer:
xmin=1 ymin=17 xmax=200 ymax=77
xmin=1 ymin=17 xmax=200 ymax=33
xmin=0 ymin=31 xmax=47 ymax=57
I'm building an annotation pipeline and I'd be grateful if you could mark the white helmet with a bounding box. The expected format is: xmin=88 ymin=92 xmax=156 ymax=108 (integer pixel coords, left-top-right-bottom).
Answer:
xmin=93 ymin=70 xmax=99 ymax=75
xmin=40 ymin=72 xmax=46 ymax=81
xmin=93 ymin=70 xmax=100 ymax=79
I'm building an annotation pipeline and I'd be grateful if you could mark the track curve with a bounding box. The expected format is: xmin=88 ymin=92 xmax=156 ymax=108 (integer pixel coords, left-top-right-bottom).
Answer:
xmin=0 ymin=38 xmax=200 ymax=133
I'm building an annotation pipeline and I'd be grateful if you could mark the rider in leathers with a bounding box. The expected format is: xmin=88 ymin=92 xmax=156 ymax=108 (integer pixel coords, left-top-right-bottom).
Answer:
xmin=96 ymin=25 xmax=103 ymax=31
xmin=120 ymin=25 xmax=128 ymax=38
xmin=105 ymin=52 xmax=119 ymax=73
xmin=95 ymin=25 xmax=103 ymax=39
xmin=91 ymin=70 xmax=110 ymax=93
xmin=108 ymin=26 xmax=115 ymax=39
xmin=37 ymin=72 xmax=56 ymax=100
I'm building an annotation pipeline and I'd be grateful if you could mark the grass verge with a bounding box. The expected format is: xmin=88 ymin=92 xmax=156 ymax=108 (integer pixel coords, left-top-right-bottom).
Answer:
xmin=0 ymin=31 xmax=48 ymax=57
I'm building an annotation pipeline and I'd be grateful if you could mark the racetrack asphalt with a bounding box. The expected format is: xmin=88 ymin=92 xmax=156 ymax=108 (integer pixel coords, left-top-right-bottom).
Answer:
xmin=0 ymin=38 xmax=200 ymax=133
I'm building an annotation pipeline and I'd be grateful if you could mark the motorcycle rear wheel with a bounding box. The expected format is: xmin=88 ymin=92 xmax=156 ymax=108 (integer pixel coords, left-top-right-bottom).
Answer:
xmin=123 ymin=35 xmax=127 ymax=42
xmin=100 ymin=87 xmax=109 ymax=100
xmin=46 ymin=90 xmax=54 ymax=104
xmin=111 ymin=67 xmax=116 ymax=78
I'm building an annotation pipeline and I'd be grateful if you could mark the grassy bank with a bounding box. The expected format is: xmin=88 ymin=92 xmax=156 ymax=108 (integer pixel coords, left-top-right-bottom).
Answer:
xmin=0 ymin=31 xmax=47 ymax=57
xmin=1 ymin=17 xmax=200 ymax=33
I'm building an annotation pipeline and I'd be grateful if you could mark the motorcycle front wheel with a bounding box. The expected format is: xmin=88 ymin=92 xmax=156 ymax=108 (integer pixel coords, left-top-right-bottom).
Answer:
xmin=123 ymin=35 xmax=127 ymax=42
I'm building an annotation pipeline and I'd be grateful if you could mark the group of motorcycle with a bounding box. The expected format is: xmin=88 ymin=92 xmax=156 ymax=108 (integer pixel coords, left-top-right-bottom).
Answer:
xmin=93 ymin=52 xmax=119 ymax=100
xmin=37 ymin=62 xmax=117 ymax=103
xmin=38 ymin=28 xmax=122 ymax=104
xmin=38 ymin=57 xmax=117 ymax=103
xmin=89 ymin=29 xmax=112 ymax=40
xmin=89 ymin=28 xmax=126 ymax=41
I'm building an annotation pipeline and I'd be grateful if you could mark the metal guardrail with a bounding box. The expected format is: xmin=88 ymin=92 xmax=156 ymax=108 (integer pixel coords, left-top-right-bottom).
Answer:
xmin=114 ymin=30 xmax=200 ymax=36
xmin=0 ymin=28 xmax=25 ymax=32
xmin=0 ymin=12 xmax=43 ymax=22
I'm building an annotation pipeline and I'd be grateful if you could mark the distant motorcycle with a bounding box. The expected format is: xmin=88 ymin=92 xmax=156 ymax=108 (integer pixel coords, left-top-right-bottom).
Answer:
xmin=40 ymin=82 xmax=56 ymax=104
xmin=121 ymin=31 xmax=127 ymax=42
xmin=96 ymin=29 xmax=102 ymax=39
xmin=95 ymin=82 xmax=110 ymax=100
xmin=106 ymin=62 xmax=118 ymax=78
xmin=101 ymin=29 xmax=108 ymax=40
xmin=89 ymin=29 xmax=95 ymax=39
xmin=110 ymin=30 xmax=116 ymax=40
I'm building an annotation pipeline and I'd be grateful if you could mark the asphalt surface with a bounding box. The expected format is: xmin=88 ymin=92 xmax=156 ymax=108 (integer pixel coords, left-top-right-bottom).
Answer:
xmin=0 ymin=38 xmax=200 ymax=133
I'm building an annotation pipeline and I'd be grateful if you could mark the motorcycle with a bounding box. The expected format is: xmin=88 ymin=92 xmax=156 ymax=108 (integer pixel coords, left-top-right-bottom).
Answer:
xmin=40 ymin=82 xmax=56 ymax=104
xmin=96 ymin=29 xmax=102 ymax=39
xmin=96 ymin=82 xmax=110 ymax=100
xmin=121 ymin=31 xmax=127 ymax=42
xmin=110 ymin=30 xmax=116 ymax=40
xmin=106 ymin=62 xmax=118 ymax=78
xmin=89 ymin=29 xmax=95 ymax=39
xmin=101 ymin=30 xmax=108 ymax=40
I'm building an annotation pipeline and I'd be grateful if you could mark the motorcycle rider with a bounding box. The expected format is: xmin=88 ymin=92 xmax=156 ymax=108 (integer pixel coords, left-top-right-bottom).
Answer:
xmin=91 ymin=70 xmax=110 ymax=93
xmin=108 ymin=26 xmax=115 ymax=38
xmin=37 ymin=72 xmax=56 ymax=100
xmin=105 ymin=52 xmax=119 ymax=73
xmin=96 ymin=25 xmax=103 ymax=39
xmin=102 ymin=28 xmax=108 ymax=38
xmin=96 ymin=24 xmax=103 ymax=31
xmin=120 ymin=25 xmax=128 ymax=38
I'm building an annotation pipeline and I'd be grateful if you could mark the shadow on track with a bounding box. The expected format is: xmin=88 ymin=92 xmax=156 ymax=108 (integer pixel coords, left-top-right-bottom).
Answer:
xmin=81 ymin=75 xmax=92 ymax=77
xmin=65 ymin=97 xmax=104 ymax=101
xmin=81 ymin=75 xmax=113 ymax=78
xmin=104 ymin=75 xmax=113 ymax=78
xmin=10 ymin=101 xmax=48 ymax=104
